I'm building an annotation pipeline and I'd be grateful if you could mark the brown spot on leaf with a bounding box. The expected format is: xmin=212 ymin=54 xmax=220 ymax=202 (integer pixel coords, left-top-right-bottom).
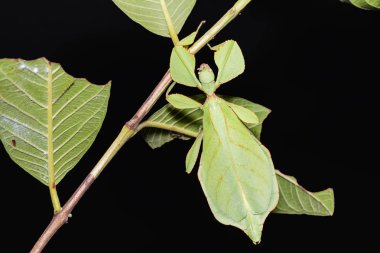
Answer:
xmin=11 ymin=139 xmax=16 ymax=147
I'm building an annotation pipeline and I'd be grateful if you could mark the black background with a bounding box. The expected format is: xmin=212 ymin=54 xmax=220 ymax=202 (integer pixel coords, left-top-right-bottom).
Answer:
xmin=0 ymin=0 xmax=378 ymax=252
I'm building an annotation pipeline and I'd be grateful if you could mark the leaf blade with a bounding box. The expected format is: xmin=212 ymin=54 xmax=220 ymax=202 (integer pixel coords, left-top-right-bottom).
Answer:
xmin=274 ymin=170 xmax=335 ymax=216
xmin=341 ymin=0 xmax=377 ymax=9
xmin=0 ymin=58 xmax=111 ymax=185
xmin=112 ymin=0 xmax=197 ymax=37
xmin=366 ymin=0 xmax=380 ymax=8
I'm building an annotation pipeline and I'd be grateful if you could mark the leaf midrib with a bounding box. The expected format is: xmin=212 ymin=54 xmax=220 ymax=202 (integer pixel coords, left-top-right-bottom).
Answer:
xmin=47 ymin=62 xmax=55 ymax=188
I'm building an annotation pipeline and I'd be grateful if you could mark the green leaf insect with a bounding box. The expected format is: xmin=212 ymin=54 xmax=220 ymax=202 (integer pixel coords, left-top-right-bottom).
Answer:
xmin=199 ymin=93 xmax=279 ymax=243
xmin=0 ymin=58 xmax=111 ymax=186
xmin=167 ymin=40 xmax=279 ymax=244
xmin=144 ymin=39 xmax=334 ymax=243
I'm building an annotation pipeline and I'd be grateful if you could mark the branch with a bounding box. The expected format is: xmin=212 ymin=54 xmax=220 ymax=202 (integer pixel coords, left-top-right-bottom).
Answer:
xmin=30 ymin=0 xmax=252 ymax=252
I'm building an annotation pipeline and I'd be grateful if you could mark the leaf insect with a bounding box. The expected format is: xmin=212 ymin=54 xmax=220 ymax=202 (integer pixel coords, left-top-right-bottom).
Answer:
xmin=167 ymin=40 xmax=279 ymax=243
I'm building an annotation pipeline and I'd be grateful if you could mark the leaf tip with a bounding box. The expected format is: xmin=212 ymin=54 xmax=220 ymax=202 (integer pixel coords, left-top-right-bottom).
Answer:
xmin=244 ymin=222 xmax=263 ymax=245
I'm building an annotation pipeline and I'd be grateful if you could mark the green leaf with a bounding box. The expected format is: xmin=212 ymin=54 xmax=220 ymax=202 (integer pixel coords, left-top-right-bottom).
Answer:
xmin=228 ymin=102 xmax=260 ymax=125
xmin=166 ymin=94 xmax=202 ymax=109
xmin=141 ymin=95 xmax=270 ymax=149
xmin=198 ymin=95 xmax=278 ymax=244
xmin=112 ymin=0 xmax=197 ymax=37
xmin=352 ymin=0 xmax=376 ymax=9
xmin=185 ymin=131 xmax=203 ymax=173
xmin=274 ymin=170 xmax=334 ymax=216
xmin=0 ymin=58 xmax=111 ymax=186
xmin=341 ymin=0 xmax=377 ymax=9
xmin=170 ymin=46 xmax=200 ymax=87
xmin=366 ymin=0 xmax=380 ymax=8
xmin=214 ymin=40 xmax=245 ymax=87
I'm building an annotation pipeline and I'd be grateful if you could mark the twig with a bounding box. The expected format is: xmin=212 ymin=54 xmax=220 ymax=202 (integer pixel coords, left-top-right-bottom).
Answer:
xmin=30 ymin=0 xmax=252 ymax=252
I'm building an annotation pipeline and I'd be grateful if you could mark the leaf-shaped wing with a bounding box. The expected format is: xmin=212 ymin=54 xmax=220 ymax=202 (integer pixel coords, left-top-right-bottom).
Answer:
xmin=198 ymin=95 xmax=278 ymax=243
xmin=274 ymin=170 xmax=334 ymax=216
xmin=0 ymin=58 xmax=110 ymax=185
xmin=141 ymin=95 xmax=270 ymax=149
xmin=112 ymin=0 xmax=197 ymax=37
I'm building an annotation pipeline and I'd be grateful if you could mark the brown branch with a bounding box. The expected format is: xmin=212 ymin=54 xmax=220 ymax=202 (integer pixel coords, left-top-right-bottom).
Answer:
xmin=31 ymin=175 xmax=95 ymax=252
xmin=30 ymin=0 xmax=252 ymax=252
xmin=126 ymin=70 xmax=171 ymax=129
